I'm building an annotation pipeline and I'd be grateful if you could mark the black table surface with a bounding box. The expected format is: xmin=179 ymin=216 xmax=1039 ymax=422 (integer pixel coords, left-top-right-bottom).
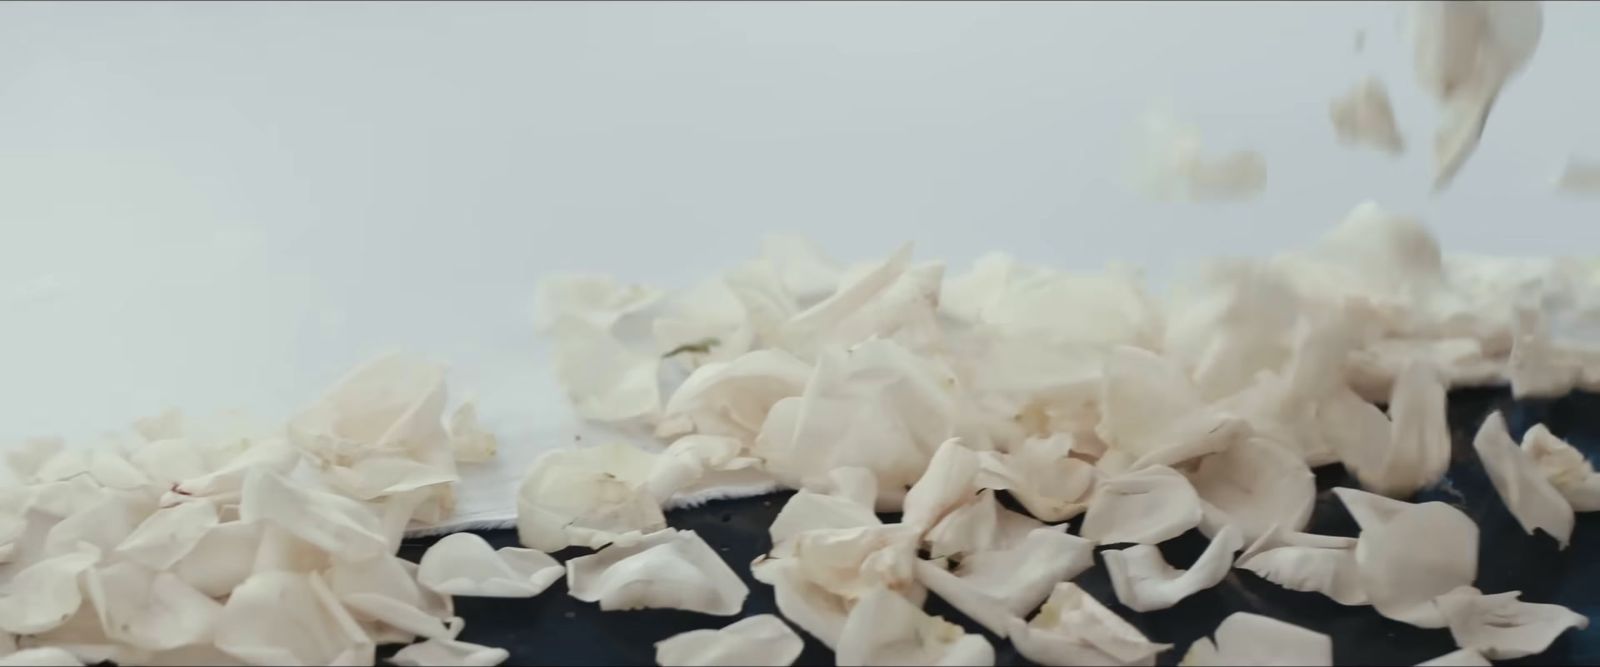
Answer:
xmin=396 ymin=388 xmax=1600 ymax=666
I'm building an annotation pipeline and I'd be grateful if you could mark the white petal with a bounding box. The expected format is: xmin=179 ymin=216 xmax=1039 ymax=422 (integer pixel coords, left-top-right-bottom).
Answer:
xmin=767 ymin=491 xmax=880 ymax=558
xmin=761 ymin=235 xmax=844 ymax=303
xmin=979 ymin=435 xmax=1094 ymax=522
xmin=0 ymin=551 xmax=97 ymax=634
xmin=515 ymin=443 xmax=666 ymax=552
xmin=42 ymin=491 xmax=155 ymax=558
xmin=326 ymin=556 xmax=456 ymax=641
xmin=1343 ymin=361 xmax=1451 ymax=497
xmin=913 ymin=528 xmax=1095 ymax=636
xmin=979 ymin=269 xmax=1160 ymax=349
xmin=1521 ymin=424 xmax=1600 ymax=511
xmin=777 ymin=245 xmax=944 ymax=358
xmin=1329 ymin=76 xmax=1405 ymax=154
xmin=1330 ymin=486 xmax=1415 ymax=531
xmin=1005 ymin=582 xmax=1170 ymax=666
xmin=114 ymin=497 xmax=218 ymax=570
xmin=1080 ymin=465 xmax=1202 ymax=545
xmin=447 ymin=400 xmax=498 ymax=463
xmin=418 ymin=533 xmax=563 ymax=598
xmin=1415 ymin=649 xmax=1492 ymax=666
xmin=923 ymin=490 xmax=1047 ymax=560
xmin=750 ymin=557 xmax=851 ymax=650
xmin=238 ymin=468 xmax=389 ymax=562
xmin=171 ymin=521 xmax=263 ymax=598
xmin=0 ymin=648 xmax=82 ymax=666
xmin=1180 ymin=612 xmax=1331 ymax=666
xmin=566 ymin=529 xmax=748 ymax=616
xmin=1235 ymin=526 xmax=1366 ymax=606
xmin=84 ymin=562 xmax=220 ymax=651
xmin=1410 ymin=0 xmax=1542 ymax=189
xmin=1096 ymin=347 xmax=1205 ymax=461
xmin=662 ymin=350 xmax=812 ymax=444
xmin=547 ymin=317 xmax=663 ymax=423
xmin=901 ymin=439 xmax=990 ymax=531
xmin=787 ymin=524 xmax=921 ymax=601
xmin=646 ymin=434 xmax=768 ymax=505
xmin=214 ymin=571 xmax=374 ymax=666
xmin=1436 ymin=587 xmax=1589 ymax=660
xmin=835 ymin=587 xmax=994 ymax=667
xmin=754 ymin=340 xmax=966 ymax=507
xmin=390 ymin=637 xmax=509 ymax=667
xmin=1186 ymin=436 xmax=1315 ymax=542
xmin=1555 ymin=156 xmax=1600 ymax=195
xmin=1472 ymin=411 xmax=1574 ymax=547
xmin=533 ymin=273 xmax=661 ymax=332
xmin=287 ymin=352 xmax=450 ymax=463
xmin=654 ymin=614 xmax=804 ymax=667
xmin=1351 ymin=500 xmax=1478 ymax=628
xmin=1103 ymin=525 xmax=1243 ymax=612
xmin=1132 ymin=109 xmax=1265 ymax=201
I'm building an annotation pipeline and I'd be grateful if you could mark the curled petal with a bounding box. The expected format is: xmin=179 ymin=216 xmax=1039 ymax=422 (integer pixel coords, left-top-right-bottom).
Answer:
xmin=1235 ymin=526 xmax=1366 ymax=606
xmin=768 ymin=491 xmax=880 ymax=559
xmin=1436 ymin=587 xmax=1589 ymax=660
xmin=1103 ymin=525 xmax=1243 ymax=612
xmin=979 ymin=435 xmax=1094 ymax=523
xmin=566 ymin=529 xmax=748 ymax=616
xmin=171 ymin=521 xmax=263 ymax=598
xmin=417 ymin=533 xmax=563 ymax=598
xmin=1186 ymin=436 xmax=1315 ymax=542
xmin=515 ymin=443 xmax=665 ymax=552
xmin=1005 ymin=582 xmax=1170 ymax=666
xmin=1520 ymin=424 xmax=1600 ymax=512
xmin=1472 ymin=412 xmax=1574 ymax=547
xmin=750 ymin=557 xmax=851 ymax=650
xmin=662 ymin=351 xmax=812 ymax=444
xmin=923 ymin=490 xmax=1048 ymax=560
xmin=326 ymin=556 xmax=456 ymax=641
xmin=654 ymin=614 xmax=804 ymax=667
xmin=913 ymin=528 xmax=1094 ymax=637
xmin=835 ymin=587 xmax=993 ymax=667
xmin=1353 ymin=500 xmax=1478 ymax=628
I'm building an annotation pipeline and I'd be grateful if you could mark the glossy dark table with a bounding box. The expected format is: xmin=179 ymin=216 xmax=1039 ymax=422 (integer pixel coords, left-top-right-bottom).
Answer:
xmin=397 ymin=388 xmax=1600 ymax=666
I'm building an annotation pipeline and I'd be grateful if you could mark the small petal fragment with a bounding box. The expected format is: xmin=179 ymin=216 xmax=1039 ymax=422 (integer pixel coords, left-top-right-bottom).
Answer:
xmin=914 ymin=528 xmax=1095 ymax=636
xmin=654 ymin=614 xmax=804 ymax=667
xmin=1329 ymin=76 xmax=1405 ymax=155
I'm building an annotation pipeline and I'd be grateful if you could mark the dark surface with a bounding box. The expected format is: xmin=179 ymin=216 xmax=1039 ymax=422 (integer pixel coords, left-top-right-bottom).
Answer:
xmin=397 ymin=388 xmax=1600 ymax=666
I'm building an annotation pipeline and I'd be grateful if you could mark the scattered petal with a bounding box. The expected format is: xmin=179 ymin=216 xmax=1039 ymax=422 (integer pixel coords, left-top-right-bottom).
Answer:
xmin=1181 ymin=612 xmax=1332 ymax=666
xmin=515 ymin=443 xmax=666 ymax=552
xmin=1329 ymin=76 xmax=1405 ymax=155
xmin=1521 ymin=424 xmax=1600 ymax=511
xmin=1104 ymin=525 xmax=1243 ymax=612
xmin=914 ymin=528 xmax=1095 ymax=636
xmin=213 ymin=571 xmax=374 ymax=666
xmin=1080 ymin=466 xmax=1202 ymax=545
xmin=417 ymin=533 xmax=563 ymax=598
xmin=654 ymin=614 xmax=804 ymax=667
xmin=835 ymin=587 xmax=994 ymax=667
xmin=1350 ymin=499 xmax=1478 ymax=628
xmin=1235 ymin=526 xmax=1366 ymax=606
xmin=1472 ymin=412 xmax=1574 ymax=547
xmin=1436 ymin=586 xmax=1589 ymax=660
xmin=448 ymin=401 xmax=498 ymax=463
xmin=1416 ymin=648 xmax=1492 ymax=666
xmin=1005 ymin=583 xmax=1170 ymax=666
xmin=0 ymin=648 xmax=82 ymax=666
xmin=1186 ymin=436 xmax=1315 ymax=542
xmin=390 ymin=638 xmax=510 ymax=667
xmin=566 ymin=529 xmax=748 ymax=616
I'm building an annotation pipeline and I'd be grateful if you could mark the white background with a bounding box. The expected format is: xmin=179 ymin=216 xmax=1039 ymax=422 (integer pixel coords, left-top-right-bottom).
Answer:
xmin=3 ymin=1 xmax=1597 ymax=444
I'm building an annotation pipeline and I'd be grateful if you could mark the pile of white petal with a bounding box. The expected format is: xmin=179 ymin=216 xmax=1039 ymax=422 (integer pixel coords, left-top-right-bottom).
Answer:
xmin=524 ymin=201 xmax=1598 ymax=666
xmin=3 ymin=201 xmax=1596 ymax=667
xmin=0 ymin=354 xmax=521 ymax=667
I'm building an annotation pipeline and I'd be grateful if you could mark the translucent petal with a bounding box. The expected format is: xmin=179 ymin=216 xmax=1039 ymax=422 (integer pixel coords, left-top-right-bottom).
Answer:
xmin=655 ymin=614 xmax=804 ymax=667
xmin=417 ymin=533 xmax=563 ymax=598
xmin=566 ymin=529 xmax=748 ymax=616
xmin=835 ymin=587 xmax=993 ymax=667
xmin=1472 ymin=412 xmax=1574 ymax=547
